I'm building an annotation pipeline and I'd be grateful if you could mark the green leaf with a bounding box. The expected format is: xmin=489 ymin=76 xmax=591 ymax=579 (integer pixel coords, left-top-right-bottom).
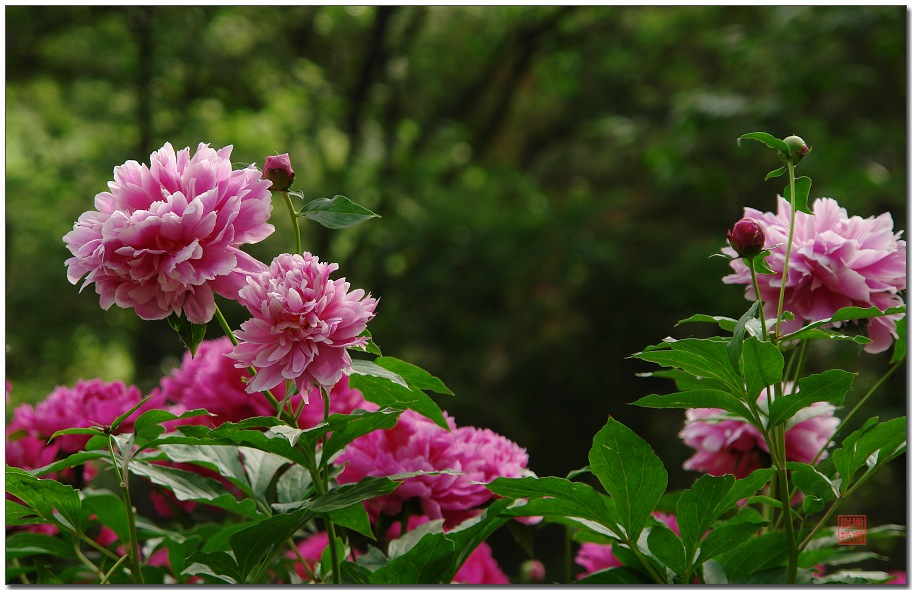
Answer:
xmin=182 ymin=551 xmax=242 ymax=584
xmin=6 ymin=499 xmax=39 ymax=527
xmin=715 ymin=531 xmax=787 ymax=578
xmin=787 ymin=462 xmax=838 ymax=511
xmin=35 ymin=561 xmax=62 ymax=584
xmin=675 ymin=313 xmax=737 ymax=331
xmin=360 ymin=328 xmax=382 ymax=356
xmin=30 ymin=450 xmax=108 ymax=478
xmin=751 ymin=250 xmax=776 ymax=275
xmin=718 ymin=467 xmax=775 ymax=513
xmin=239 ymin=447 xmax=292 ymax=504
xmin=737 ymin=132 xmax=790 ymax=156
xmin=349 ymin=358 xmax=408 ymax=388
xmin=697 ymin=521 xmax=767 ymax=566
xmin=676 ymin=474 xmax=735 ymax=565
xmin=486 ymin=476 xmax=620 ymax=537
xmin=780 ymin=305 xmax=906 ymax=341
xmin=764 ymin=165 xmax=787 ymax=181
xmin=778 ymin=327 xmax=871 ymax=345
xmin=310 ymin=477 xmax=400 ymax=513
xmin=126 ymin=459 xmax=261 ymax=517
xmin=767 ymin=369 xmax=854 ymax=429
xmin=154 ymin=443 xmax=250 ymax=494
xmin=700 ymin=560 xmax=729 ymax=584
xmin=631 ymin=389 xmax=756 ymax=426
xmin=174 ymin=419 xmax=312 ymax=466
xmin=646 ymin=523 xmax=687 ymax=578
xmin=349 ymin=371 xmax=449 ymax=429
xmin=81 ymin=490 xmax=130 ymax=549
xmin=589 ymin=418 xmax=667 ymax=542
xmin=783 ymin=175 xmax=812 ymax=214
xmin=133 ymin=408 xmax=211 ymax=449
xmin=741 ymin=338 xmax=784 ymax=397
xmin=276 ymin=464 xmax=314 ymax=505
xmin=321 ymin=407 xmax=403 ymax=462
xmin=167 ymin=312 xmax=207 ymax=356
xmin=370 ymin=532 xmax=457 ymax=584
xmin=575 ymin=566 xmax=651 ymax=584
xmin=299 ymin=194 xmax=380 ymax=229
xmin=374 ymin=356 xmax=455 ymax=396
xmin=48 ymin=427 xmax=102 ymax=442
xmin=5 ymin=531 xmax=77 ymax=561
xmin=323 ymin=501 xmax=375 ymax=539
xmin=228 ymin=507 xmax=315 ymax=583
xmin=832 ymin=416 xmax=906 ymax=492
xmin=632 ymin=338 xmax=743 ymax=394
xmin=5 ymin=466 xmax=83 ymax=531
xmin=890 ymin=316 xmax=906 ymax=363
xmin=726 ymin=301 xmax=759 ymax=371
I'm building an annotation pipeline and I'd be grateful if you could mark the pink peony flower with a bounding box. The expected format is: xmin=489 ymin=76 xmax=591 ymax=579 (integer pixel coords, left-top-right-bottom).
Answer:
xmin=723 ymin=197 xmax=906 ymax=353
xmin=576 ymin=513 xmax=678 ymax=577
xmin=887 ymin=571 xmax=907 ymax=585
xmin=64 ymin=142 xmax=274 ymax=324
xmin=680 ymin=390 xmax=839 ymax=478
xmin=335 ymin=410 xmax=531 ymax=526
xmin=161 ymin=336 xmax=374 ymax=427
xmin=229 ymin=253 xmax=378 ymax=395
xmin=8 ymin=379 xmax=162 ymax=454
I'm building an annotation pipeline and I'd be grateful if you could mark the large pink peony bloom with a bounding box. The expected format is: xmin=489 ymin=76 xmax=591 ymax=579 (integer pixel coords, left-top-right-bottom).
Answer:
xmin=162 ymin=336 xmax=374 ymax=427
xmin=229 ymin=253 xmax=378 ymax=395
xmin=723 ymin=197 xmax=906 ymax=353
xmin=8 ymin=379 xmax=162 ymax=454
xmin=335 ymin=410 xmax=531 ymax=526
xmin=64 ymin=142 xmax=274 ymax=324
xmin=680 ymin=391 xmax=839 ymax=478
xmin=576 ymin=513 xmax=678 ymax=577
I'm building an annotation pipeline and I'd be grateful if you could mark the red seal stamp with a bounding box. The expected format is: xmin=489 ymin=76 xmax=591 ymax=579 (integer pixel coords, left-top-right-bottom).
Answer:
xmin=837 ymin=515 xmax=866 ymax=545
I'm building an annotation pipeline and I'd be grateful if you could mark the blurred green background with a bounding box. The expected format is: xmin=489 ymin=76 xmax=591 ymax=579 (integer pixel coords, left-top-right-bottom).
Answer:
xmin=6 ymin=5 xmax=906 ymax=577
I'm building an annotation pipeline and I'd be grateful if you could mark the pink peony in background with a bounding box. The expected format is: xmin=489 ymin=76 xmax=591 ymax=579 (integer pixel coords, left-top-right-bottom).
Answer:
xmin=163 ymin=336 xmax=374 ymax=427
xmin=723 ymin=196 xmax=906 ymax=353
xmin=8 ymin=379 xmax=162 ymax=455
xmin=64 ymin=142 xmax=274 ymax=324
xmin=229 ymin=252 xmax=378 ymax=395
xmin=335 ymin=409 xmax=531 ymax=527
xmin=576 ymin=513 xmax=678 ymax=577
xmin=680 ymin=390 xmax=839 ymax=478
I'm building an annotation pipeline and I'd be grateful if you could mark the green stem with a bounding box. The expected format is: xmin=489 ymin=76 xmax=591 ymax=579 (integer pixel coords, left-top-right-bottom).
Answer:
xmin=100 ymin=554 xmax=130 ymax=585
xmin=107 ymin=437 xmax=144 ymax=584
xmin=749 ymin=261 xmax=769 ymax=342
xmin=280 ymin=190 xmax=303 ymax=256
xmin=74 ymin=540 xmax=104 ymax=580
xmin=812 ymin=361 xmax=903 ymax=465
xmin=629 ymin=543 xmax=667 ymax=584
xmin=12 ymin=558 xmax=31 ymax=584
xmin=774 ymin=161 xmax=799 ymax=342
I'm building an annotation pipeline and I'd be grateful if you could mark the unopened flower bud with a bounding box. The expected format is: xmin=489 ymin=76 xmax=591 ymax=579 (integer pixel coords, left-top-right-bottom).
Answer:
xmin=783 ymin=135 xmax=809 ymax=164
xmin=727 ymin=218 xmax=765 ymax=259
xmin=263 ymin=154 xmax=295 ymax=191
xmin=520 ymin=559 xmax=546 ymax=583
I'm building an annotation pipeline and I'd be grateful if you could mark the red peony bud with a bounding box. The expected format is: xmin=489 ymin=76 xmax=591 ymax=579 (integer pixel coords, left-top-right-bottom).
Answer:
xmin=263 ymin=153 xmax=295 ymax=191
xmin=520 ymin=559 xmax=546 ymax=583
xmin=727 ymin=218 xmax=765 ymax=259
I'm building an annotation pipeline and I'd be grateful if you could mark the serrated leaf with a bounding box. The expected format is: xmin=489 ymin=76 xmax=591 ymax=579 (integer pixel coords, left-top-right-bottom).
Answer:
xmin=783 ymin=175 xmax=812 ymax=214
xmin=590 ymin=419 xmax=667 ymax=542
xmin=299 ymin=194 xmax=379 ymax=229
xmin=767 ymin=369 xmax=854 ymax=429
xmin=168 ymin=313 xmax=207 ymax=356
xmin=631 ymin=389 xmax=756 ymax=426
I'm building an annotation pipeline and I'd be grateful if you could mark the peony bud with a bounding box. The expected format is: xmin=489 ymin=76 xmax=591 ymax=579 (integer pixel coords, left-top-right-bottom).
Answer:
xmin=520 ymin=559 xmax=546 ymax=583
xmin=783 ymin=135 xmax=809 ymax=164
xmin=263 ymin=153 xmax=295 ymax=191
xmin=727 ymin=218 xmax=765 ymax=259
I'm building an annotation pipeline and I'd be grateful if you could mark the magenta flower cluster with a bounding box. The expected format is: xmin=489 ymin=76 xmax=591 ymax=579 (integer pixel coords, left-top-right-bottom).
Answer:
xmin=679 ymin=390 xmax=839 ymax=479
xmin=335 ymin=409 xmax=531 ymax=527
xmin=229 ymin=252 xmax=378 ymax=395
xmin=7 ymin=379 xmax=162 ymax=475
xmin=64 ymin=143 xmax=274 ymax=325
xmin=161 ymin=336 xmax=374 ymax=429
xmin=723 ymin=197 xmax=906 ymax=353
